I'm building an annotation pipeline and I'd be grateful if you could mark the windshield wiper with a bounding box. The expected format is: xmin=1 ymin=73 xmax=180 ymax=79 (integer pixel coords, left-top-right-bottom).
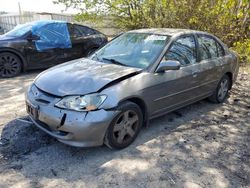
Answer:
xmin=102 ymin=57 xmax=127 ymax=67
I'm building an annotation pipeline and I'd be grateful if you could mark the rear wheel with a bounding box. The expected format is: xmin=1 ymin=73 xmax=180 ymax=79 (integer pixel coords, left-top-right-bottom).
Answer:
xmin=209 ymin=75 xmax=230 ymax=103
xmin=0 ymin=52 xmax=22 ymax=78
xmin=104 ymin=101 xmax=143 ymax=149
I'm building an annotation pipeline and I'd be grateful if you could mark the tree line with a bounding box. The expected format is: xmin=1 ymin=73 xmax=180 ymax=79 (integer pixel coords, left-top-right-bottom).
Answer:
xmin=55 ymin=0 xmax=249 ymax=63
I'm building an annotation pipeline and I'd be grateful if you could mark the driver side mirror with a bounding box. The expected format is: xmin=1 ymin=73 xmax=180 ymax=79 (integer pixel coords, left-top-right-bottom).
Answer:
xmin=27 ymin=34 xmax=40 ymax=41
xmin=156 ymin=60 xmax=181 ymax=73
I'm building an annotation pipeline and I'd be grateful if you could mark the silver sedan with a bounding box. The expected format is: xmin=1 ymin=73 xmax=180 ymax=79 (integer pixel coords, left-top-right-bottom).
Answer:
xmin=26 ymin=28 xmax=239 ymax=149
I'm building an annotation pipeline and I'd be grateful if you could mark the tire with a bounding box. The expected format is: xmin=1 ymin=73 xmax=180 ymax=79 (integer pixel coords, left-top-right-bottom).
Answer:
xmin=208 ymin=75 xmax=231 ymax=103
xmin=104 ymin=101 xmax=143 ymax=149
xmin=0 ymin=52 xmax=22 ymax=78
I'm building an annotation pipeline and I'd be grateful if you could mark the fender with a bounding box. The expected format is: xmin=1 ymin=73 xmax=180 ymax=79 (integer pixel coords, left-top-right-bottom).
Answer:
xmin=0 ymin=47 xmax=28 ymax=71
xmin=98 ymin=71 xmax=142 ymax=92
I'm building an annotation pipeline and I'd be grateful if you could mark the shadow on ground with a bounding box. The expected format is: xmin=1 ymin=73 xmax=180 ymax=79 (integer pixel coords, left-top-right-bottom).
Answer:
xmin=0 ymin=72 xmax=249 ymax=187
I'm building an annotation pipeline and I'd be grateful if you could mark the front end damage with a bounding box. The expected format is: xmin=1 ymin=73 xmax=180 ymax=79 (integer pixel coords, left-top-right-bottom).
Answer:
xmin=26 ymin=84 xmax=118 ymax=147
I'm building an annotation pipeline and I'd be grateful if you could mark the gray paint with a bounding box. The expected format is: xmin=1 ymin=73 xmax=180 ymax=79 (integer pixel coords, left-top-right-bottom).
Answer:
xmin=26 ymin=28 xmax=239 ymax=147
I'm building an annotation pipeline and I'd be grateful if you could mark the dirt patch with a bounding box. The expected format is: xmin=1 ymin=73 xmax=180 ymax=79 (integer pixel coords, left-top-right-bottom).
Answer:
xmin=0 ymin=68 xmax=249 ymax=188
xmin=0 ymin=118 xmax=55 ymax=159
xmin=0 ymin=71 xmax=40 ymax=133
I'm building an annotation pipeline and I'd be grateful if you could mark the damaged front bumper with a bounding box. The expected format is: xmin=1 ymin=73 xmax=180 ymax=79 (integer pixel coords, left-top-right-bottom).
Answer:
xmin=25 ymin=85 xmax=117 ymax=147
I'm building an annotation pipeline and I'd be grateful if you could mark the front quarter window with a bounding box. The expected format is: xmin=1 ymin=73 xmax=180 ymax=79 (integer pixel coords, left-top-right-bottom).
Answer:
xmin=91 ymin=33 xmax=169 ymax=69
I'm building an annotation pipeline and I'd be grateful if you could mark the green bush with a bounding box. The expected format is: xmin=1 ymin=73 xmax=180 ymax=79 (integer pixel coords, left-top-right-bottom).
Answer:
xmin=55 ymin=0 xmax=249 ymax=64
xmin=231 ymin=39 xmax=250 ymax=64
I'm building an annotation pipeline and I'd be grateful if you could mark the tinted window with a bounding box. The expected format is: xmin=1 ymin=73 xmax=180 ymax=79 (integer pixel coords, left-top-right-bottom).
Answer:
xmin=69 ymin=24 xmax=97 ymax=37
xmin=165 ymin=36 xmax=197 ymax=65
xmin=68 ymin=24 xmax=81 ymax=37
xmin=80 ymin=26 xmax=96 ymax=35
xmin=76 ymin=25 xmax=97 ymax=35
xmin=198 ymin=35 xmax=223 ymax=60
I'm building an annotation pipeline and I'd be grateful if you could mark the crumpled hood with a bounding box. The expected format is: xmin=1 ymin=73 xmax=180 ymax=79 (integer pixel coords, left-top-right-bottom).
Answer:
xmin=35 ymin=58 xmax=141 ymax=97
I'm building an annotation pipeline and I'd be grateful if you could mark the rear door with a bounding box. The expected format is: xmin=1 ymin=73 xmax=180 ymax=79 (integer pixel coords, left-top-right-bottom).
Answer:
xmin=65 ymin=23 xmax=85 ymax=60
xmin=65 ymin=24 xmax=98 ymax=60
xmin=195 ymin=34 xmax=226 ymax=94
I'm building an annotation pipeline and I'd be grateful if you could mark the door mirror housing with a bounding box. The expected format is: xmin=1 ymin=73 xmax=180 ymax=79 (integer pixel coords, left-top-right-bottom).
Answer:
xmin=27 ymin=34 xmax=40 ymax=41
xmin=156 ymin=60 xmax=181 ymax=73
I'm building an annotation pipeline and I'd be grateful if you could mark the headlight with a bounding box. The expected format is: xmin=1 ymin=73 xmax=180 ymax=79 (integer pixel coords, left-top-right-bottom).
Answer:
xmin=55 ymin=94 xmax=107 ymax=111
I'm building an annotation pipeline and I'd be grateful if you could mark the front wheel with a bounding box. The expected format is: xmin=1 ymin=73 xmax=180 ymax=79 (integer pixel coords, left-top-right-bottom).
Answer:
xmin=104 ymin=101 xmax=143 ymax=149
xmin=209 ymin=75 xmax=231 ymax=103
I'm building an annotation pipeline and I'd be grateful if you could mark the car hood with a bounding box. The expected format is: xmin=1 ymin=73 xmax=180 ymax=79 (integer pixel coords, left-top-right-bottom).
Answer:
xmin=0 ymin=35 xmax=17 ymax=41
xmin=34 ymin=58 xmax=141 ymax=97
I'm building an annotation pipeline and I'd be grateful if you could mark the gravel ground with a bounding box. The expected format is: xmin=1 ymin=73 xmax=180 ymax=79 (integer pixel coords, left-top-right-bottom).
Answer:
xmin=0 ymin=67 xmax=249 ymax=188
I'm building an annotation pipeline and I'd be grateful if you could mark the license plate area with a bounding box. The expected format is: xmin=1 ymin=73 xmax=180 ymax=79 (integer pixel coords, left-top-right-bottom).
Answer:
xmin=26 ymin=102 xmax=39 ymax=120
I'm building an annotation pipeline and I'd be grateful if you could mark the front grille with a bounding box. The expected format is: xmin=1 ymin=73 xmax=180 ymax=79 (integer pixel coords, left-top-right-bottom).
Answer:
xmin=30 ymin=85 xmax=58 ymax=105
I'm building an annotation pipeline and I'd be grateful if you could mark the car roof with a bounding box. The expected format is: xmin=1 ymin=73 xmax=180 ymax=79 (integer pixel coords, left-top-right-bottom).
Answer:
xmin=128 ymin=28 xmax=210 ymax=37
xmin=32 ymin=20 xmax=67 ymax=26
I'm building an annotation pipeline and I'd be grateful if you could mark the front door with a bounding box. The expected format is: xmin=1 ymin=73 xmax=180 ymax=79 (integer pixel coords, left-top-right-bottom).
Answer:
xmin=146 ymin=35 xmax=203 ymax=117
xmin=25 ymin=40 xmax=64 ymax=69
xmin=25 ymin=23 xmax=68 ymax=69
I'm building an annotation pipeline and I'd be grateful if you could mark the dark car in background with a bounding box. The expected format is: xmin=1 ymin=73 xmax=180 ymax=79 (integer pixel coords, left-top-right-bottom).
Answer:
xmin=0 ymin=26 xmax=4 ymax=34
xmin=0 ymin=20 xmax=107 ymax=77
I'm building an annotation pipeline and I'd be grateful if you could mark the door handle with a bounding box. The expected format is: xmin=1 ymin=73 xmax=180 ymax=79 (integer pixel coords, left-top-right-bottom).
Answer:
xmin=192 ymin=71 xmax=198 ymax=77
xmin=26 ymin=46 xmax=33 ymax=50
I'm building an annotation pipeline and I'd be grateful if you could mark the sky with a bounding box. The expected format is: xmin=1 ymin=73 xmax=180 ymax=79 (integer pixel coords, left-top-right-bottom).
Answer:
xmin=0 ymin=0 xmax=78 ymax=14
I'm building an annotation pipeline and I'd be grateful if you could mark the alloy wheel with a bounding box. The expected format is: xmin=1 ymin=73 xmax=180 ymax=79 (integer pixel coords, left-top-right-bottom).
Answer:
xmin=113 ymin=110 xmax=139 ymax=144
xmin=0 ymin=53 xmax=21 ymax=77
xmin=217 ymin=78 xmax=229 ymax=101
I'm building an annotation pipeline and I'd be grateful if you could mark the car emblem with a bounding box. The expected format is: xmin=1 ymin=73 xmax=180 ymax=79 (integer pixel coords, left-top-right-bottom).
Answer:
xmin=34 ymin=91 xmax=40 ymax=97
xmin=31 ymin=86 xmax=41 ymax=98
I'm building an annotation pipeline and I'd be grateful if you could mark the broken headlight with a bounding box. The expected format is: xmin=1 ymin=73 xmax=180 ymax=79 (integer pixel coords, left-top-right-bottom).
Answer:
xmin=55 ymin=94 xmax=107 ymax=111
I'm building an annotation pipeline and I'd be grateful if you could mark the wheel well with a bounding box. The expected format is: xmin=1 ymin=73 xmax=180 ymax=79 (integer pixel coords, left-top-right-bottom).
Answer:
xmin=125 ymin=97 xmax=148 ymax=125
xmin=0 ymin=50 xmax=25 ymax=71
xmin=225 ymin=72 xmax=233 ymax=89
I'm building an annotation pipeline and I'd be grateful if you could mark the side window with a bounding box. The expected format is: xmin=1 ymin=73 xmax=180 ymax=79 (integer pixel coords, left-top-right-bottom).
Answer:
xmin=216 ymin=42 xmax=225 ymax=57
xmin=68 ymin=24 xmax=82 ymax=37
xmin=36 ymin=23 xmax=63 ymax=44
xmin=70 ymin=25 xmax=96 ymax=37
xmin=197 ymin=35 xmax=220 ymax=60
xmin=165 ymin=35 xmax=197 ymax=65
xmin=79 ymin=26 xmax=96 ymax=36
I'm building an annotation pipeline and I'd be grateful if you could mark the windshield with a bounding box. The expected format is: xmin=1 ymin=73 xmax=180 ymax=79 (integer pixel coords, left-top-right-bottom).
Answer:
xmin=91 ymin=33 xmax=169 ymax=69
xmin=4 ymin=23 xmax=32 ymax=37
